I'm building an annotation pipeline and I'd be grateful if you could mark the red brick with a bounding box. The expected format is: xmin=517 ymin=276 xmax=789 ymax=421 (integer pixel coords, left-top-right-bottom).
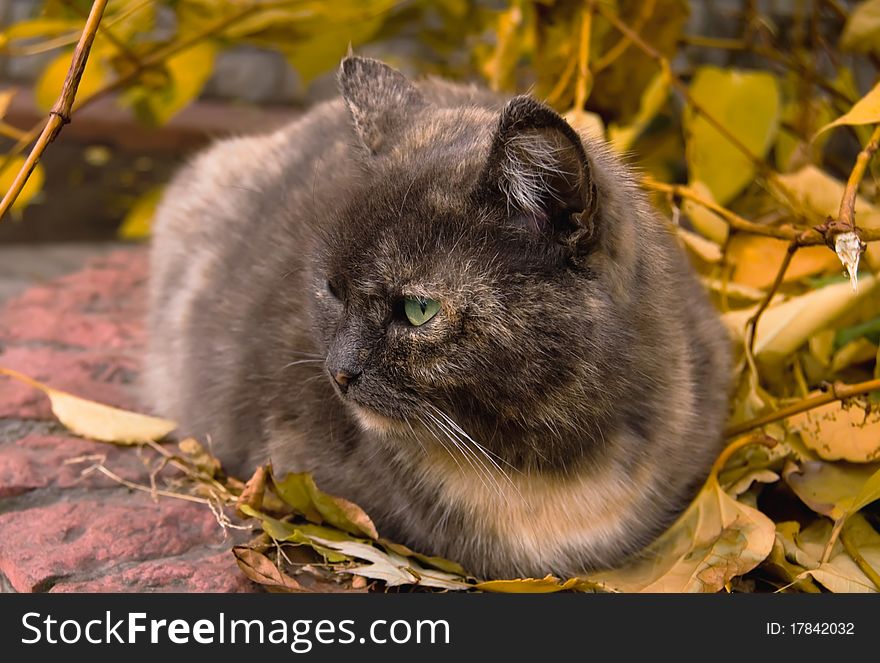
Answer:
xmin=51 ymin=550 xmax=257 ymax=593
xmin=0 ymin=433 xmax=160 ymax=498
xmin=0 ymin=493 xmax=232 ymax=592
xmin=0 ymin=346 xmax=143 ymax=418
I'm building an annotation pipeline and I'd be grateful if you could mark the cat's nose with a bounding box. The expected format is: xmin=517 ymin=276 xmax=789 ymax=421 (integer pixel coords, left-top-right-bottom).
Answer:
xmin=330 ymin=368 xmax=360 ymax=394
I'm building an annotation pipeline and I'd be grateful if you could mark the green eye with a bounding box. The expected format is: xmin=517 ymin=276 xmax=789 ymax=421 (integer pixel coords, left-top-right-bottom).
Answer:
xmin=403 ymin=297 xmax=440 ymax=326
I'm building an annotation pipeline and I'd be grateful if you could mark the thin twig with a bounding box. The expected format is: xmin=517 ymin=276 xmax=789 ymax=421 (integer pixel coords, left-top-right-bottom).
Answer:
xmin=84 ymin=463 xmax=212 ymax=505
xmin=644 ymin=177 xmax=880 ymax=245
xmin=724 ymin=378 xmax=880 ymax=438
xmin=0 ymin=0 xmax=109 ymax=222
xmin=745 ymin=234 xmax=808 ymax=356
xmin=840 ymin=522 xmax=880 ymax=591
xmin=573 ymin=2 xmax=594 ymax=110
xmin=592 ymin=0 xmax=656 ymax=74
xmin=837 ymin=125 xmax=880 ymax=233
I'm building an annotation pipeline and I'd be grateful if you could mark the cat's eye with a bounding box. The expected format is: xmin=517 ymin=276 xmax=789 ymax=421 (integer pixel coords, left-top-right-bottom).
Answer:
xmin=403 ymin=297 xmax=440 ymax=326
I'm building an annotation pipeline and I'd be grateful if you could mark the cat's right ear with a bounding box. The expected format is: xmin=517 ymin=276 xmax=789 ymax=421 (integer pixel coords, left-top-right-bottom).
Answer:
xmin=338 ymin=56 xmax=425 ymax=155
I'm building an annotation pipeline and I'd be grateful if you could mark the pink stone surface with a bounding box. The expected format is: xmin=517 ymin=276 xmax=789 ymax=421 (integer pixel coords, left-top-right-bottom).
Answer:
xmin=0 ymin=249 xmax=258 ymax=593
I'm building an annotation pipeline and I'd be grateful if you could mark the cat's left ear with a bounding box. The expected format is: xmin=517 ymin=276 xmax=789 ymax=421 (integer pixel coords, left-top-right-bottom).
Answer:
xmin=338 ymin=56 xmax=425 ymax=154
xmin=478 ymin=96 xmax=599 ymax=248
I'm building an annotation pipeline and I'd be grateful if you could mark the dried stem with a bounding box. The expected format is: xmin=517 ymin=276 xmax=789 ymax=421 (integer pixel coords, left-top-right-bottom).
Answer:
xmin=644 ymin=178 xmax=880 ymax=245
xmin=592 ymin=0 xmax=656 ymax=74
xmin=573 ymin=2 xmax=594 ymax=110
xmin=840 ymin=522 xmax=880 ymax=591
xmin=837 ymin=125 xmax=880 ymax=233
xmin=745 ymin=234 xmax=806 ymax=356
xmin=724 ymin=378 xmax=880 ymax=438
xmin=0 ymin=0 xmax=109 ymax=222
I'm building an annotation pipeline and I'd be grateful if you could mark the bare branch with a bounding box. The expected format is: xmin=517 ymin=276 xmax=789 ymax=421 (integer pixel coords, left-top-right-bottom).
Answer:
xmin=723 ymin=378 xmax=880 ymax=438
xmin=0 ymin=0 xmax=109 ymax=222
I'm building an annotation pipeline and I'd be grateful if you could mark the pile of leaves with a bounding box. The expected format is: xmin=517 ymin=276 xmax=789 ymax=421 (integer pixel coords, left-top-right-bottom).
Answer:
xmin=2 ymin=365 xmax=879 ymax=593
xmin=1 ymin=1 xmax=880 ymax=591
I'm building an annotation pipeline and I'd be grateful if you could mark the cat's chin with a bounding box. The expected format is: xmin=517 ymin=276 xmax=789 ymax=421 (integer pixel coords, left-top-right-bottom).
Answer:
xmin=350 ymin=405 xmax=407 ymax=435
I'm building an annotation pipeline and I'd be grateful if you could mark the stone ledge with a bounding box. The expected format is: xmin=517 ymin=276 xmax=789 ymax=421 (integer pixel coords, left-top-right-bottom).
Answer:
xmin=0 ymin=247 xmax=258 ymax=593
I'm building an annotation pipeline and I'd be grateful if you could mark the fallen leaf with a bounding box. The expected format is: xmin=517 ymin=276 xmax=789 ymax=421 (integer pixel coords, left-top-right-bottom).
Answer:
xmin=784 ymin=460 xmax=880 ymax=520
xmin=236 ymin=465 xmax=269 ymax=516
xmin=310 ymin=536 xmax=472 ymax=591
xmin=788 ymin=517 xmax=880 ymax=593
xmin=790 ymin=401 xmax=880 ymax=463
xmin=380 ymin=540 xmax=469 ymax=577
xmin=271 ymin=472 xmax=378 ymax=539
xmin=722 ymin=275 xmax=880 ymax=372
xmin=0 ymin=366 xmax=176 ymax=444
xmin=232 ymin=546 xmax=311 ymax=592
xmin=588 ymin=475 xmax=775 ymax=592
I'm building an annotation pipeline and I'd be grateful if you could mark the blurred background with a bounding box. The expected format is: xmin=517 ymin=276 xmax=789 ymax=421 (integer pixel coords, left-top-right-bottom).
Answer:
xmin=0 ymin=0 xmax=877 ymax=300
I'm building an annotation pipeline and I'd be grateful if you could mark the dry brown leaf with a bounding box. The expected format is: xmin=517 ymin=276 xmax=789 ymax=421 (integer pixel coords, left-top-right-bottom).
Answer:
xmin=0 ymin=366 xmax=176 ymax=444
xmin=588 ymin=474 xmax=775 ymax=592
xmin=232 ymin=546 xmax=312 ymax=592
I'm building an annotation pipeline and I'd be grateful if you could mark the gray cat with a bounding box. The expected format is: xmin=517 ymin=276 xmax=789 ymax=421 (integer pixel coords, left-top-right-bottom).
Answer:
xmin=147 ymin=56 xmax=731 ymax=579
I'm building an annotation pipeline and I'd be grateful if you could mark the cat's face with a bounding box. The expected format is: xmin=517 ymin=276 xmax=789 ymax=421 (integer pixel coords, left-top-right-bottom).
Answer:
xmin=308 ymin=58 xmax=612 ymax=465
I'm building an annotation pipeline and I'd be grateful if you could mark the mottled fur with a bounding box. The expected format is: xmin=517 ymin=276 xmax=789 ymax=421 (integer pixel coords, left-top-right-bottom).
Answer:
xmin=147 ymin=57 xmax=731 ymax=578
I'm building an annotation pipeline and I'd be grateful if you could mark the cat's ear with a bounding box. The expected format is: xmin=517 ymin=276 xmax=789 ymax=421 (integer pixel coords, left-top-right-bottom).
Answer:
xmin=478 ymin=96 xmax=599 ymax=247
xmin=338 ymin=56 xmax=425 ymax=154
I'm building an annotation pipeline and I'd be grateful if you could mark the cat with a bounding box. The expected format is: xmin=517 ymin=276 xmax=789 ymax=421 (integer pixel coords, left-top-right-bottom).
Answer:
xmin=146 ymin=56 xmax=732 ymax=579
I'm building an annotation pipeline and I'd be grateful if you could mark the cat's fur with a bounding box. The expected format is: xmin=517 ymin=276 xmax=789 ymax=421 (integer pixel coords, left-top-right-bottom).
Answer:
xmin=147 ymin=57 xmax=731 ymax=579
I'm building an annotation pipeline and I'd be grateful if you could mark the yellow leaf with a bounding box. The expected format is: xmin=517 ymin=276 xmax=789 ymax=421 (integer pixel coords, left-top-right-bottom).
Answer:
xmin=0 ymin=366 xmax=176 ymax=445
xmin=1 ymin=18 xmax=83 ymax=42
xmin=124 ymin=41 xmax=218 ymax=125
xmin=816 ymin=80 xmax=880 ymax=136
xmin=682 ymin=181 xmax=729 ymax=243
xmin=0 ymin=157 xmax=45 ymax=213
xmin=677 ymin=227 xmax=722 ymax=264
xmin=784 ymin=460 xmax=880 ymax=521
xmin=589 ymin=475 xmax=775 ymax=592
xmin=790 ymin=400 xmax=880 ymax=463
xmin=118 ymin=187 xmax=163 ymax=239
xmin=788 ymin=516 xmax=880 ymax=593
xmin=722 ymin=276 xmax=880 ymax=371
xmin=840 ymin=0 xmax=880 ymax=54
xmin=685 ymin=67 xmax=780 ymax=204
xmin=0 ymin=88 xmax=16 ymax=119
